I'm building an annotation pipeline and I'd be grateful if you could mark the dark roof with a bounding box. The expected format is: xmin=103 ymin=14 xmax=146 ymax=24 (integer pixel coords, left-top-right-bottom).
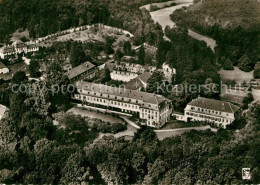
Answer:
xmin=106 ymin=63 xmax=115 ymax=72
xmin=188 ymin=97 xmax=240 ymax=113
xmin=66 ymin=61 xmax=96 ymax=80
xmin=16 ymin=43 xmax=26 ymax=48
xmin=139 ymin=72 xmax=152 ymax=82
xmin=0 ymin=62 xmax=7 ymax=69
xmin=27 ymin=44 xmax=38 ymax=49
xmin=76 ymin=81 xmax=170 ymax=105
xmin=3 ymin=47 xmax=14 ymax=53
xmin=125 ymin=72 xmax=151 ymax=90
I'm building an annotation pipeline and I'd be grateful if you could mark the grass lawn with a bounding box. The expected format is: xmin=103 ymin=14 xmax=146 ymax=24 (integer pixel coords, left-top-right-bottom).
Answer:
xmin=0 ymin=62 xmax=29 ymax=80
xmin=218 ymin=67 xmax=254 ymax=84
xmin=162 ymin=119 xmax=203 ymax=129
xmin=150 ymin=3 xmax=192 ymax=31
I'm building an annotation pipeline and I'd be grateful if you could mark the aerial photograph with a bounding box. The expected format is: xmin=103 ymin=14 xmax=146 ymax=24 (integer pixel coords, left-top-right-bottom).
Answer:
xmin=0 ymin=0 xmax=259 ymax=184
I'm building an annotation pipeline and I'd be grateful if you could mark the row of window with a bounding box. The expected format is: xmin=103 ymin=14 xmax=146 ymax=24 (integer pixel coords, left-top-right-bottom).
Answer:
xmin=81 ymin=91 xmax=140 ymax=104
xmin=79 ymin=92 xmax=158 ymax=110
xmin=142 ymin=113 xmax=157 ymax=120
xmin=186 ymin=112 xmax=231 ymax=123
xmin=190 ymin=106 xmax=229 ymax=116
xmin=82 ymin=95 xmax=139 ymax=109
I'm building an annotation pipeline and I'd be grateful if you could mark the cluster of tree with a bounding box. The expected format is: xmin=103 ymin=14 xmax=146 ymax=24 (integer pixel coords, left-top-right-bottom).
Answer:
xmin=254 ymin=62 xmax=260 ymax=79
xmin=0 ymin=60 xmax=102 ymax=183
xmin=84 ymin=100 xmax=260 ymax=184
xmin=0 ymin=0 xmax=110 ymax=42
xmin=29 ymin=60 xmax=40 ymax=78
xmin=0 ymin=61 xmax=259 ymax=184
xmin=0 ymin=0 xmax=166 ymax=48
xmin=161 ymin=26 xmax=219 ymax=85
xmin=170 ymin=0 xmax=260 ymax=72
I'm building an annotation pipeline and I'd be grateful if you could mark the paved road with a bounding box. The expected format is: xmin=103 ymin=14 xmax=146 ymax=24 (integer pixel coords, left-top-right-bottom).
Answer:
xmin=68 ymin=107 xmax=217 ymax=142
xmin=68 ymin=107 xmax=124 ymax=123
xmin=155 ymin=126 xmax=217 ymax=140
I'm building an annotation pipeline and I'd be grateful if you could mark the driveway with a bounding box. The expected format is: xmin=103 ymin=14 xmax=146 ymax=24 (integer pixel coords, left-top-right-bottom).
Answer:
xmin=155 ymin=126 xmax=217 ymax=140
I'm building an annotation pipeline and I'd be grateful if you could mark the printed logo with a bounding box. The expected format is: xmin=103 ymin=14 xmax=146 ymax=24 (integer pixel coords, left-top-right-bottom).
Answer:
xmin=242 ymin=168 xmax=251 ymax=180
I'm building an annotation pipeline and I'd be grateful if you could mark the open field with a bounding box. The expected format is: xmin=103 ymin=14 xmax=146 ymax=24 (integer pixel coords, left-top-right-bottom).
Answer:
xmin=37 ymin=25 xmax=131 ymax=50
xmin=11 ymin=29 xmax=30 ymax=42
xmin=218 ymin=66 xmax=254 ymax=84
xmin=150 ymin=3 xmax=193 ymax=31
xmin=221 ymin=93 xmax=244 ymax=106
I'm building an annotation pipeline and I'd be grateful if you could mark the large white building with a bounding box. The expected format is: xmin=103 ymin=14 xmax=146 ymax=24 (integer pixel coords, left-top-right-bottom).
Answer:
xmin=110 ymin=71 xmax=138 ymax=82
xmin=73 ymin=81 xmax=172 ymax=128
xmin=1 ymin=42 xmax=39 ymax=59
xmin=116 ymin=62 xmax=157 ymax=74
xmin=183 ymin=97 xmax=241 ymax=128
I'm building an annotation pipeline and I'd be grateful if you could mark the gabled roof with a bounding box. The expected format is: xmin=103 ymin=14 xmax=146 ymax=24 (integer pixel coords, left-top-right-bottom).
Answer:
xmin=0 ymin=62 xmax=7 ymax=69
xmin=66 ymin=61 xmax=96 ymax=80
xmin=76 ymin=81 xmax=170 ymax=106
xmin=125 ymin=72 xmax=152 ymax=90
xmin=188 ymin=97 xmax=240 ymax=113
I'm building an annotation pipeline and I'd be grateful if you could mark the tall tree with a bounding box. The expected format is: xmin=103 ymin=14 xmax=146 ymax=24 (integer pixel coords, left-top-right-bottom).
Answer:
xmin=138 ymin=45 xmax=145 ymax=65
xmin=29 ymin=60 xmax=40 ymax=77
xmin=70 ymin=44 xmax=86 ymax=67
xmin=123 ymin=41 xmax=132 ymax=56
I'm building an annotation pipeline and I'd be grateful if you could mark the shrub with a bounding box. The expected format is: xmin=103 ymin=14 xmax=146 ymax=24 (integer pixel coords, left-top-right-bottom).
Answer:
xmin=237 ymin=55 xmax=254 ymax=72
xmin=91 ymin=121 xmax=126 ymax=133
xmin=222 ymin=58 xmax=234 ymax=70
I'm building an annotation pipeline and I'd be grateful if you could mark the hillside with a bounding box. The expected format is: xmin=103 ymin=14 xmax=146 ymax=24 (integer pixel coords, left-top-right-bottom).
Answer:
xmin=171 ymin=0 xmax=260 ymax=72
xmin=175 ymin=0 xmax=260 ymax=30
xmin=0 ymin=0 xmax=167 ymax=43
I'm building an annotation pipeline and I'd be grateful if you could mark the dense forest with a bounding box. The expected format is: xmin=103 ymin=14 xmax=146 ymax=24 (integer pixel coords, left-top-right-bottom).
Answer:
xmin=0 ymin=72 xmax=259 ymax=183
xmin=171 ymin=0 xmax=260 ymax=72
xmin=0 ymin=0 xmax=166 ymax=43
xmin=0 ymin=0 xmax=260 ymax=184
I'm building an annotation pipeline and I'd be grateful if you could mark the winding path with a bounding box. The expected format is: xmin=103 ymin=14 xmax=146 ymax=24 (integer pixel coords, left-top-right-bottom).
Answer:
xmin=144 ymin=0 xmax=217 ymax=52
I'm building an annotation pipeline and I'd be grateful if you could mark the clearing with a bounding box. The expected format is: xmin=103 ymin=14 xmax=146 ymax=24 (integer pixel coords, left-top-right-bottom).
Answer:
xmin=218 ymin=66 xmax=254 ymax=84
xmin=150 ymin=2 xmax=193 ymax=31
xmin=143 ymin=0 xmax=217 ymax=52
xmin=11 ymin=29 xmax=30 ymax=42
